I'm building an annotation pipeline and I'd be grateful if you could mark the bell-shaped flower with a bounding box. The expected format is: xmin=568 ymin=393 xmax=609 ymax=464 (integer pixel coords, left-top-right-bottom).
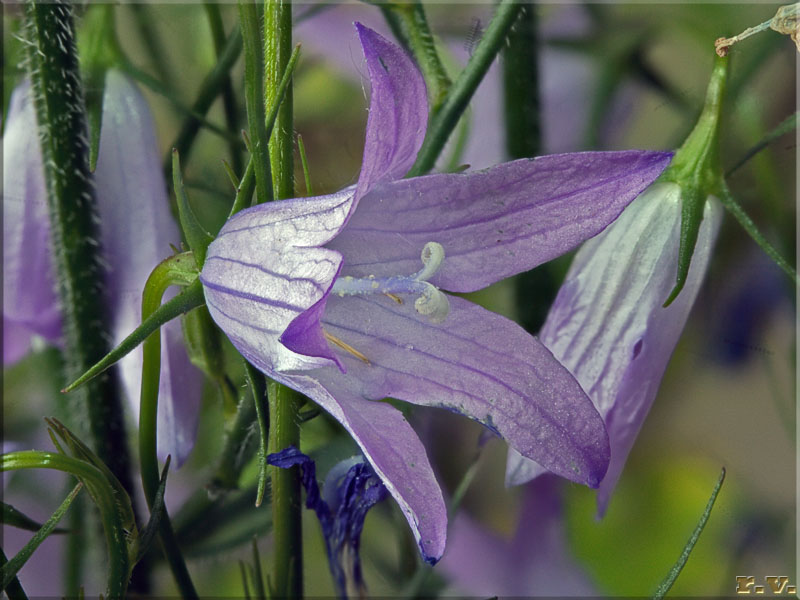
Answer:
xmin=200 ymin=24 xmax=671 ymax=561
xmin=506 ymin=183 xmax=723 ymax=515
xmin=506 ymin=56 xmax=730 ymax=515
xmin=268 ymin=447 xmax=387 ymax=598
xmin=2 ymin=72 xmax=201 ymax=465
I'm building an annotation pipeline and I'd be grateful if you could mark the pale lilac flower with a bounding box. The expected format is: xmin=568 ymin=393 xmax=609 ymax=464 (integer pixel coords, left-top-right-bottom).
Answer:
xmin=268 ymin=447 xmax=388 ymax=598
xmin=200 ymin=24 xmax=670 ymax=561
xmin=440 ymin=476 xmax=595 ymax=596
xmin=507 ymin=182 xmax=724 ymax=515
xmin=2 ymin=72 xmax=201 ymax=465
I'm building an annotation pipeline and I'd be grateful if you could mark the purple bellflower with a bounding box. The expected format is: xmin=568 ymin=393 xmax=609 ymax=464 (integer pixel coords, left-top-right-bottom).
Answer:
xmin=506 ymin=182 xmax=723 ymax=515
xmin=2 ymin=72 xmax=201 ymax=465
xmin=200 ymin=24 xmax=671 ymax=561
xmin=268 ymin=447 xmax=388 ymax=598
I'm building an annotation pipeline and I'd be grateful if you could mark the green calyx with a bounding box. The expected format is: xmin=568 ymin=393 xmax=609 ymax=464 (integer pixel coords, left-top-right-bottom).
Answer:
xmin=659 ymin=54 xmax=728 ymax=307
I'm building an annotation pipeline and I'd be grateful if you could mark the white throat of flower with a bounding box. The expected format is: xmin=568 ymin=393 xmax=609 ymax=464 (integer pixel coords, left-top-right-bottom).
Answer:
xmin=332 ymin=242 xmax=450 ymax=323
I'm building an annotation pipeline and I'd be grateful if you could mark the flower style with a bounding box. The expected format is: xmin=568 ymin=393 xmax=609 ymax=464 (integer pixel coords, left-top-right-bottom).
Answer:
xmin=268 ymin=447 xmax=388 ymax=598
xmin=506 ymin=182 xmax=724 ymax=515
xmin=2 ymin=72 xmax=201 ymax=465
xmin=200 ymin=24 xmax=671 ymax=561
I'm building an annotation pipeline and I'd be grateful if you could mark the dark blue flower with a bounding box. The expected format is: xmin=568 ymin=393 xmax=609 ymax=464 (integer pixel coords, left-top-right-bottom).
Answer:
xmin=268 ymin=446 xmax=388 ymax=598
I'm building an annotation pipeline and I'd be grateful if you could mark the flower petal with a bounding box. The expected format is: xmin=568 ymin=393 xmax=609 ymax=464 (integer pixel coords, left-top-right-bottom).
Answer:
xmin=201 ymin=190 xmax=353 ymax=372
xmin=352 ymin=23 xmax=428 ymax=199
xmin=270 ymin=371 xmax=447 ymax=563
xmin=330 ymin=150 xmax=671 ymax=292
xmin=3 ymin=81 xmax=63 ymax=356
xmin=506 ymin=183 xmax=723 ymax=514
xmin=318 ymin=293 xmax=610 ymax=487
xmin=94 ymin=71 xmax=202 ymax=465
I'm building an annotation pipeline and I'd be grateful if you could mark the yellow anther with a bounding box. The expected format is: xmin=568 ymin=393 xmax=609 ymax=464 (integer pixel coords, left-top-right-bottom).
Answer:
xmin=323 ymin=330 xmax=371 ymax=365
xmin=384 ymin=293 xmax=403 ymax=304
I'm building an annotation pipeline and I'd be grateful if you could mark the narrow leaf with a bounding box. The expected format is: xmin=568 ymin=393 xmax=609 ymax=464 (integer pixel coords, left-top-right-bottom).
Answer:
xmin=244 ymin=361 xmax=270 ymax=507
xmin=2 ymin=502 xmax=68 ymax=534
xmin=135 ymin=457 xmax=171 ymax=563
xmin=62 ymin=278 xmax=205 ymax=393
xmin=2 ymin=483 xmax=83 ymax=592
xmin=653 ymin=468 xmax=726 ymax=600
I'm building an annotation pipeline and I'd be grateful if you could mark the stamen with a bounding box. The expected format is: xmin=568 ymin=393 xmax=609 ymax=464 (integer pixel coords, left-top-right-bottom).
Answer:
xmin=331 ymin=242 xmax=450 ymax=323
xmin=323 ymin=330 xmax=371 ymax=365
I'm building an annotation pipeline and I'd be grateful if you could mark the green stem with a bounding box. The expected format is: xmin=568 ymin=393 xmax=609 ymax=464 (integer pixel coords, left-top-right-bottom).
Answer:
xmin=140 ymin=258 xmax=199 ymax=599
xmin=240 ymin=0 xmax=273 ymax=206
xmin=379 ymin=2 xmax=451 ymax=113
xmin=264 ymin=2 xmax=303 ymax=596
xmin=406 ymin=0 xmax=522 ymax=177
xmin=266 ymin=380 xmax=302 ymax=598
xmin=205 ymin=3 xmax=244 ymax=175
xmin=244 ymin=362 xmax=271 ymax=507
xmin=22 ymin=9 xmax=136 ymax=588
xmin=717 ymin=182 xmax=797 ymax=284
xmin=265 ymin=0 xmax=295 ymax=202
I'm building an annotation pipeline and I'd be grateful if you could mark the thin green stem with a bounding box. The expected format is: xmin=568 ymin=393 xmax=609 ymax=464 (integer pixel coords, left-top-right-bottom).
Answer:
xmin=265 ymin=0 xmax=295 ymax=202
xmin=380 ymin=2 xmax=451 ymax=113
xmin=717 ymin=182 xmax=797 ymax=284
xmin=264 ymin=2 xmax=303 ymax=596
xmin=240 ymin=0 xmax=273 ymax=206
xmin=653 ymin=468 xmax=726 ymax=599
xmin=206 ymin=3 xmax=244 ymax=175
xmin=140 ymin=258 xmax=200 ymax=599
xmin=208 ymin=389 xmax=258 ymax=493
xmin=22 ymin=9 xmax=135 ymax=589
xmin=406 ymin=0 xmax=522 ymax=177
xmin=244 ymin=362 xmax=271 ymax=507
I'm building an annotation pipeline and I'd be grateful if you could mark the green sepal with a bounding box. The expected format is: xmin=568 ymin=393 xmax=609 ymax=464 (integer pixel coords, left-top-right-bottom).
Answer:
xmin=135 ymin=457 xmax=171 ymax=563
xmin=1 ymin=483 xmax=83 ymax=593
xmin=173 ymin=150 xmax=214 ymax=267
xmin=652 ymin=468 xmax=726 ymax=599
xmin=2 ymin=502 xmax=68 ymax=534
xmin=63 ymin=275 xmax=204 ymax=393
xmin=659 ymin=54 xmax=728 ymax=306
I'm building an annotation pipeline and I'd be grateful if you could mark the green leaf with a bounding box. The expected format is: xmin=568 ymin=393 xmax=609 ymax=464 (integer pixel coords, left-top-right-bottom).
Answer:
xmin=1 ymin=452 xmax=133 ymax=598
xmin=2 ymin=502 xmax=68 ymax=534
xmin=653 ymin=468 xmax=726 ymax=599
xmin=1 ymin=483 xmax=83 ymax=592
xmin=135 ymin=457 xmax=171 ymax=563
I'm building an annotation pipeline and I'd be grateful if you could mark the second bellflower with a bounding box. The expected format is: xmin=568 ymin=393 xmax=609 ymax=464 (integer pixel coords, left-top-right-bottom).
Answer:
xmin=200 ymin=24 xmax=670 ymax=561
